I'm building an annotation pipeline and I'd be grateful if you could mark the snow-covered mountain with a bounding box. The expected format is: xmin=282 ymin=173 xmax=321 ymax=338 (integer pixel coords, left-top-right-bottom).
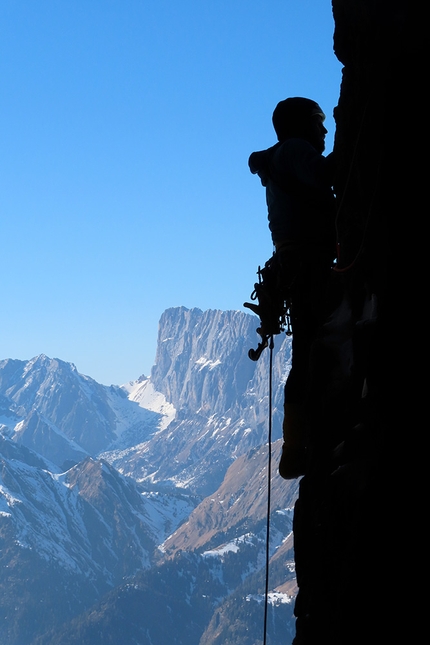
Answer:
xmin=0 ymin=307 xmax=298 ymax=645
xmin=103 ymin=307 xmax=292 ymax=496
xmin=0 ymin=355 xmax=167 ymax=468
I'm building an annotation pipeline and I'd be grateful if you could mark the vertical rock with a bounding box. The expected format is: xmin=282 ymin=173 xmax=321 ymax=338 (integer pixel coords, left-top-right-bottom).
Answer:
xmin=291 ymin=3 xmax=419 ymax=643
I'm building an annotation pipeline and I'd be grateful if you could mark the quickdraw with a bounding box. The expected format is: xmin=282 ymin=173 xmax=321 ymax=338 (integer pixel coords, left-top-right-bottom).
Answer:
xmin=244 ymin=253 xmax=292 ymax=361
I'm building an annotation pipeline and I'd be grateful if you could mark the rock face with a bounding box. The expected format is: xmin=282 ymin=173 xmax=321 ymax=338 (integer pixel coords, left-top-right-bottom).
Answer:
xmin=151 ymin=308 xmax=257 ymax=414
xmin=151 ymin=307 xmax=290 ymax=424
xmin=289 ymin=3 xmax=418 ymax=644
xmin=106 ymin=307 xmax=291 ymax=497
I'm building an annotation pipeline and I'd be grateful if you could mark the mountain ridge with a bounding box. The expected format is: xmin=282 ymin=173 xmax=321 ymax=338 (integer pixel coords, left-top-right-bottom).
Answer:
xmin=1 ymin=306 xmax=298 ymax=645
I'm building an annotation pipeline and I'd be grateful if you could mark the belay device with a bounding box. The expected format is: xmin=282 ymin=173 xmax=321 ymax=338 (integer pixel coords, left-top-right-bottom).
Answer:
xmin=243 ymin=253 xmax=292 ymax=360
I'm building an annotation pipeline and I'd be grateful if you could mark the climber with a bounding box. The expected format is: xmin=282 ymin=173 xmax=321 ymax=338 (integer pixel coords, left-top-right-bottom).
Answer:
xmin=248 ymin=97 xmax=337 ymax=479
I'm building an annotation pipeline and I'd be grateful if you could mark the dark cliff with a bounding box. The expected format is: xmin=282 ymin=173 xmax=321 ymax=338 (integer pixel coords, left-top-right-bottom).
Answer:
xmin=291 ymin=2 xmax=418 ymax=644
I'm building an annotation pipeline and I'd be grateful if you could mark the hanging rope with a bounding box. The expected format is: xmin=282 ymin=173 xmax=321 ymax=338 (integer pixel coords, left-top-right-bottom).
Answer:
xmin=263 ymin=335 xmax=274 ymax=645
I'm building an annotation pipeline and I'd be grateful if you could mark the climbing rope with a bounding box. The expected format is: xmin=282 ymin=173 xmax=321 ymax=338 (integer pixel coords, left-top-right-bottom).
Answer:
xmin=263 ymin=335 xmax=274 ymax=645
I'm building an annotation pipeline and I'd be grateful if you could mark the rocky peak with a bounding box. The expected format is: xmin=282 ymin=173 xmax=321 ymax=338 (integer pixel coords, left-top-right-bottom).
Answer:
xmin=151 ymin=307 xmax=259 ymax=414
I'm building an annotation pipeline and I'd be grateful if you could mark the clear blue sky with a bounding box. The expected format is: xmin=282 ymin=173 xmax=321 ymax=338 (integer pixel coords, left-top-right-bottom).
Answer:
xmin=0 ymin=0 xmax=342 ymax=385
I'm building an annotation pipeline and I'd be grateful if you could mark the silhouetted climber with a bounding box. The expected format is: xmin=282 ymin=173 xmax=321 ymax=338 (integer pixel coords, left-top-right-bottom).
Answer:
xmin=248 ymin=97 xmax=336 ymax=479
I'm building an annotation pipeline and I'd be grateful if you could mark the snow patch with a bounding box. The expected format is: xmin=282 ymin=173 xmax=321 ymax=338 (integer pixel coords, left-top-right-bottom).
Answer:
xmin=246 ymin=591 xmax=294 ymax=605
xmin=121 ymin=379 xmax=176 ymax=430
xmin=195 ymin=357 xmax=221 ymax=371
xmin=202 ymin=533 xmax=255 ymax=558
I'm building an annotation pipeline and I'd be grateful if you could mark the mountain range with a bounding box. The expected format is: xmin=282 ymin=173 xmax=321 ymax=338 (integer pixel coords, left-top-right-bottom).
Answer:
xmin=0 ymin=307 xmax=299 ymax=645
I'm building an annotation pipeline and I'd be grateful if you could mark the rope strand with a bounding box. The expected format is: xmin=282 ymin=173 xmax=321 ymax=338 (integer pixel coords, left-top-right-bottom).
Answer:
xmin=263 ymin=335 xmax=274 ymax=645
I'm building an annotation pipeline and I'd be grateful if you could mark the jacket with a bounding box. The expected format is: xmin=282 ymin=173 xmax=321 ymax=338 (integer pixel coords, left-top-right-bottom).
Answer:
xmin=248 ymin=138 xmax=336 ymax=253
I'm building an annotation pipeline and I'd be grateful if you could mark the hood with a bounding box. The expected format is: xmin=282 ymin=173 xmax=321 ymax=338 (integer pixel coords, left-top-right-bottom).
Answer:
xmin=248 ymin=144 xmax=279 ymax=186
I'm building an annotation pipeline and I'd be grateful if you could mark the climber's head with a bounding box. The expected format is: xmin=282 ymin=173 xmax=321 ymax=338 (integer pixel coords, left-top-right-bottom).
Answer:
xmin=272 ymin=97 xmax=328 ymax=153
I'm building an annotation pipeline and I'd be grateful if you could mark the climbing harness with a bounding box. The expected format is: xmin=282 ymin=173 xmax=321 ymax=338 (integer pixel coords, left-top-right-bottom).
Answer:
xmin=244 ymin=253 xmax=292 ymax=361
